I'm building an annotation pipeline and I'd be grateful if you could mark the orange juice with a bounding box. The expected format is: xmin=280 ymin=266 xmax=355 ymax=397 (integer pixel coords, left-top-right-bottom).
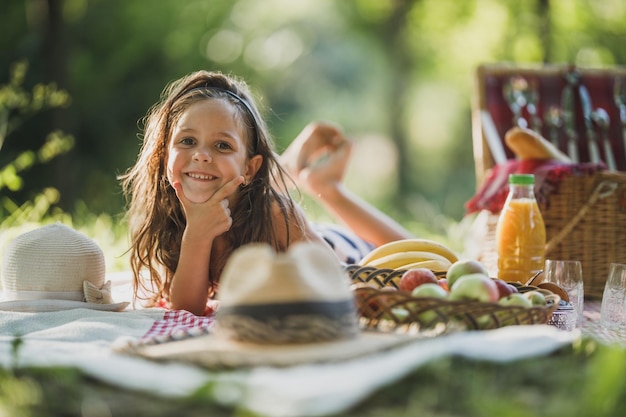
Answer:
xmin=495 ymin=175 xmax=546 ymax=283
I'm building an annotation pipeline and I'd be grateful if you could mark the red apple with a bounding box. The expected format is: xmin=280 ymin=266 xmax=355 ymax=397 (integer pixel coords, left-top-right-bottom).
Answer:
xmin=449 ymin=273 xmax=499 ymax=303
xmin=352 ymin=282 xmax=382 ymax=313
xmin=398 ymin=268 xmax=438 ymax=292
xmin=437 ymin=278 xmax=449 ymax=292
xmin=411 ymin=282 xmax=449 ymax=298
xmin=446 ymin=260 xmax=490 ymax=289
xmin=507 ymin=283 xmax=519 ymax=294
xmin=492 ymin=278 xmax=516 ymax=299
xmin=380 ymin=286 xmax=399 ymax=296
xmin=377 ymin=286 xmax=399 ymax=307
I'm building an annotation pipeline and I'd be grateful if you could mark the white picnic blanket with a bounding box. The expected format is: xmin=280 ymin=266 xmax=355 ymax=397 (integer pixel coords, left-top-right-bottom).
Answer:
xmin=0 ymin=272 xmax=580 ymax=417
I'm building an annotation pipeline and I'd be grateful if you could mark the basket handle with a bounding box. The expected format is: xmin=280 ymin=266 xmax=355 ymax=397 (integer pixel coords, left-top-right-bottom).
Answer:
xmin=545 ymin=180 xmax=619 ymax=254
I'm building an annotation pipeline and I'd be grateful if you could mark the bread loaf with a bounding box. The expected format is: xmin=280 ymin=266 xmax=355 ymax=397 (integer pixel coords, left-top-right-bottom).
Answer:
xmin=504 ymin=127 xmax=572 ymax=162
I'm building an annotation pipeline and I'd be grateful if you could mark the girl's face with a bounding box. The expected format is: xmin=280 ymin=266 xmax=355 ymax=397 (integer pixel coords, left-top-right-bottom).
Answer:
xmin=165 ymin=99 xmax=262 ymax=203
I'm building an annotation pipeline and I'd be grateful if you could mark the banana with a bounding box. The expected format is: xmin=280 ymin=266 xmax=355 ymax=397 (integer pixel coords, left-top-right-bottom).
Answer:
xmin=395 ymin=258 xmax=452 ymax=272
xmin=358 ymin=238 xmax=459 ymax=266
xmin=366 ymin=250 xmax=451 ymax=270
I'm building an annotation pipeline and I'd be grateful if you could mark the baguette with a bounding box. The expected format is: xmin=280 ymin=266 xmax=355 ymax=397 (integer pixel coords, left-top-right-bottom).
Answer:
xmin=504 ymin=127 xmax=572 ymax=162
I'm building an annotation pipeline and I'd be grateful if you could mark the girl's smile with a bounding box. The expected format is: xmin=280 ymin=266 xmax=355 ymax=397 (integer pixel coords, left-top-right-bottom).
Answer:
xmin=186 ymin=172 xmax=216 ymax=180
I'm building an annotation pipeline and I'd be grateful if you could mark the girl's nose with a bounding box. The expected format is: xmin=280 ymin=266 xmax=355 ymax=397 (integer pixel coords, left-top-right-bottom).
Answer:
xmin=193 ymin=148 xmax=212 ymax=162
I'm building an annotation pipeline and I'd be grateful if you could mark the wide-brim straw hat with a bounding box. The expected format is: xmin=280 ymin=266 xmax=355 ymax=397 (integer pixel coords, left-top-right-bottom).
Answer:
xmin=119 ymin=242 xmax=415 ymax=368
xmin=0 ymin=223 xmax=129 ymax=312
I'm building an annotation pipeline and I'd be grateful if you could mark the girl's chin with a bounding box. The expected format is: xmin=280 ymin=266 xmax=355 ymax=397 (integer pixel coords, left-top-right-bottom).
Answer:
xmin=182 ymin=184 xmax=213 ymax=203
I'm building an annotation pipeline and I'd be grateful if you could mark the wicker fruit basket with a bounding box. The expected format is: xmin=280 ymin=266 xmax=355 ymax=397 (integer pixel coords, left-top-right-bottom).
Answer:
xmin=347 ymin=265 xmax=560 ymax=331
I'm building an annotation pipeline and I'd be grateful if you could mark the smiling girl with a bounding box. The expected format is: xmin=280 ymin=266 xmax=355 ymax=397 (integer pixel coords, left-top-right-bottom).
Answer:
xmin=120 ymin=70 xmax=412 ymax=315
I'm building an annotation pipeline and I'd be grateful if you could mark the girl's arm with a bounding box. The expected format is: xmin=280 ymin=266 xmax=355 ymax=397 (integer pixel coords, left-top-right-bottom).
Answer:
xmin=280 ymin=122 xmax=414 ymax=247
xmin=169 ymin=226 xmax=213 ymax=315
xmin=313 ymin=180 xmax=414 ymax=247
xmin=271 ymin=195 xmax=335 ymax=252
xmin=168 ymin=177 xmax=243 ymax=315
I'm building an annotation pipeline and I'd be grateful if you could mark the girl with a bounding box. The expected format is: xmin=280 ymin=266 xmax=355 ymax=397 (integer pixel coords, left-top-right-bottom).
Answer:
xmin=120 ymin=70 xmax=412 ymax=315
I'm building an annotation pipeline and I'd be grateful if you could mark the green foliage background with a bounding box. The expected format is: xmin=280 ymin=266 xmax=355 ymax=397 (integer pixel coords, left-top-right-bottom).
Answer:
xmin=2 ymin=2 xmax=626 ymax=414
xmin=1 ymin=0 xmax=625 ymax=267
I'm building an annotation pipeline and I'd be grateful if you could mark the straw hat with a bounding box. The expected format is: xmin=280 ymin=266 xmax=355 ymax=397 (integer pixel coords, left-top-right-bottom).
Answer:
xmin=120 ymin=241 xmax=415 ymax=368
xmin=0 ymin=223 xmax=129 ymax=312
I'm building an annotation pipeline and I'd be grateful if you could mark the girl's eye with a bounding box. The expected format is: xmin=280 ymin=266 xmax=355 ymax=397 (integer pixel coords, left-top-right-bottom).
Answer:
xmin=180 ymin=137 xmax=195 ymax=145
xmin=216 ymin=141 xmax=233 ymax=151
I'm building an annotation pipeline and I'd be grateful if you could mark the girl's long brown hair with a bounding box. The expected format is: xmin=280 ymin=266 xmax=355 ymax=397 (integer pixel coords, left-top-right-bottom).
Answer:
xmin=119 ymin=70 xmax=301 ymax=305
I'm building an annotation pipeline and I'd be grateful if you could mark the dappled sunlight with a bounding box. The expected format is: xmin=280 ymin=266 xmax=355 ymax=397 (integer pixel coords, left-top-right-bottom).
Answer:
xmin=576 ymin=47 xmax=618 ymax=67
xmin=588 ymin=0 xmax=626 ymax=22
xmin=243 ymin=29 xmax=304 ymax=70
xmin=231 ymin=0 xmax=333 ymax=26
xmin=345 ymin=134 xmax=398 ymax=202
xmin=511 ymin=34 xmax=545 ymax=63
xmin=445 ymin=2 xmax=511 ymax=76
xmin=205 ymin=29 xmax=244 ymax=63
xmin=408 ymin=83 xmax=463 ymax=152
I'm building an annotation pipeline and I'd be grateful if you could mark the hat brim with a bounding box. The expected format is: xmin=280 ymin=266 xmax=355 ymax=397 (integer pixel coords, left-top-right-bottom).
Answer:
xmin=0 ymin=299 xmax=130 ymax=312
xmin=123 ymin=330 xmax=418 ymax=368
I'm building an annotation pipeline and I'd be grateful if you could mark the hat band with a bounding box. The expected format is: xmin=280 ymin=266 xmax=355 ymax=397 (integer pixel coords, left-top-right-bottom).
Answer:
xmin=216 ymin=299 xmax=359 ymax=344
xmin=2 ymin=289 xmax=84 ymax=302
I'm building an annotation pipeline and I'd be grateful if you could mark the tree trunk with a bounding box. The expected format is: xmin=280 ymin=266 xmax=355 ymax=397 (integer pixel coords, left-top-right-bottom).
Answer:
xmin=538 ymin=0 xmax=552 ymax=63
xmin=42 ymin=0 xmax=76 ymax=210
xmin=383 ymin=0 xmax=416 ymax=212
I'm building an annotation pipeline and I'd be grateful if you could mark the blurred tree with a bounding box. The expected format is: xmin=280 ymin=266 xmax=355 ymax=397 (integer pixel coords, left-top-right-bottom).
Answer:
xmin=1 ymin=0 xmax=625 ymax=230
xmin=0 ymin=60 xmax=73 ymax=224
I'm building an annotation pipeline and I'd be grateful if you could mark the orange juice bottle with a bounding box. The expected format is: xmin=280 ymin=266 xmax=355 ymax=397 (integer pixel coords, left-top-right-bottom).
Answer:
xmin=495 ymin=174 xmax=546 ymax=283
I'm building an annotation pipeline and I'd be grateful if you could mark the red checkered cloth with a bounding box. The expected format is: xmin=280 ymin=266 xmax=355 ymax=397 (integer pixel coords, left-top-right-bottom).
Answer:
xmin=140 ymin=309 xmax=215 ymax=342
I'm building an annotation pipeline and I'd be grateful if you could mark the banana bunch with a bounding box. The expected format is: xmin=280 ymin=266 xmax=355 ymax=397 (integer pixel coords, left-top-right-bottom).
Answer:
xmin=358 ymin=238 xmax=459 ymax=272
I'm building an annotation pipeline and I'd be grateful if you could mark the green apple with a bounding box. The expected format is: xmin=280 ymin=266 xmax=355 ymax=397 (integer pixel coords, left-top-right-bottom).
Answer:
xmin=411 ymin=282 xmax=449 ymax=298
xmin=382 ymin=307 xmax=410 ymax=323
xmin=523 ymin=290 xmax=547 ymax=306
xmin=409 ymin=283 xmax=447 ymax=326
xmin=449 ymin=273 xmax=499 ymax=303
xmin=446 ymin=260 xmax=490 ymax=289
xmin=496 ymin=293 xmax=533 ymax=326
xmin=498 ymin=292 xmax=533 ymax=308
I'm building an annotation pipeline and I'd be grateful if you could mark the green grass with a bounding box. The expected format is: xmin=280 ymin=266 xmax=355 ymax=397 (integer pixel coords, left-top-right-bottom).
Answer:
xmin=1 ymin=337 xmax=625 ymax=417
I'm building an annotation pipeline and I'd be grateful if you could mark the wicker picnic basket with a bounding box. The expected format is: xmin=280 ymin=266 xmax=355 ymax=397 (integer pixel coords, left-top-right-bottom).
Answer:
xmin=472 ymin=64 xmax=626 ymax=299
xmin=347 ymin=265 xmax=560 ymax=331
xmin=476 ymin=170 xmax=626 ymax=299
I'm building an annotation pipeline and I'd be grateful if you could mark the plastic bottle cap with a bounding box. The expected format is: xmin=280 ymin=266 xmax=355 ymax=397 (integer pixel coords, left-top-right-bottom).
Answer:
xmin=509 ymin=174 xmax=535 ymax=185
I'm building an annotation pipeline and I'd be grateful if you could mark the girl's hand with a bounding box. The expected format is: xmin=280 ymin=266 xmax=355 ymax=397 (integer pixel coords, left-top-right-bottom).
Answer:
xmin=281 ymin=122 xmax=352 ymax=197
xmin=172 ymin=176 xmax=245 ymax=241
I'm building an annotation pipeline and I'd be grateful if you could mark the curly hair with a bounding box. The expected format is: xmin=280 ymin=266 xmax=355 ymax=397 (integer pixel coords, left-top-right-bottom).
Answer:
xmin=119 ymin=70 xmax=301 ymax=306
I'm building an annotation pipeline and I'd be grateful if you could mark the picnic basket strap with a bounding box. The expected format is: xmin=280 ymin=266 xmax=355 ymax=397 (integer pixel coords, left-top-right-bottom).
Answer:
xmin=545 ymin=180 xmax=619 ymax=254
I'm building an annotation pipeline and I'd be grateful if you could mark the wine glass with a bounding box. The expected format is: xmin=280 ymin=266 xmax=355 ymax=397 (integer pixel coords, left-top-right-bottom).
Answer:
xmin=544 ymin=260 xmax=584 ymax=328
xmin=600 ymin=263 xmax=626 ymax=331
